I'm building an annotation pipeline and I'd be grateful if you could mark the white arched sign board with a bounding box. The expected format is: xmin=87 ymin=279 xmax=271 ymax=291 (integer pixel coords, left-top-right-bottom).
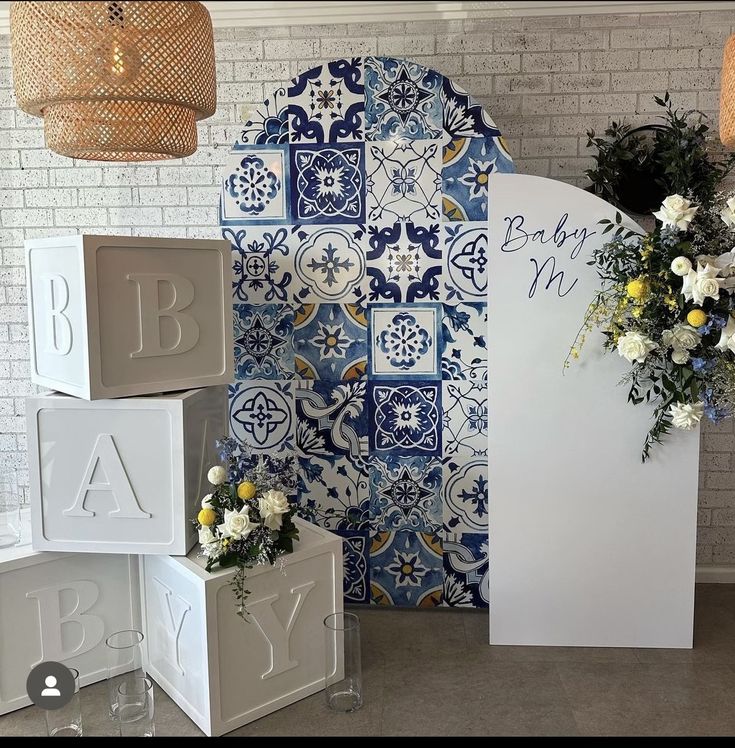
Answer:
xmin=487 ymin=174 xmax=699 ymax=648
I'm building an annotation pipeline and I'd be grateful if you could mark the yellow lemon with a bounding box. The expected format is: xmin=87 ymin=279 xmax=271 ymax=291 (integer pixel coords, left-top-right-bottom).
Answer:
xmin=197 ymin=508 xmax=216 ymax=526
xmin=237 ymin=481 xmax=257 ymax=500
xmin=686 ymin=309 xmax=708 ymax=328
xmin=626 ymin=279 xmax=647 ymax=300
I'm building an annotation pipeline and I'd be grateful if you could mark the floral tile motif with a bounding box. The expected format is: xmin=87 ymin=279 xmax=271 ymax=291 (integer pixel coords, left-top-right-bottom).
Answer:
xmin=297 ymin=455 xmax=370 ymax=531
xmin=364 ymin=222 xmax=442 ymax=302
xmin=441 ymin=78 xmax=502 ymax=141
xmin=296 ymin=380 xmax=368 ymax=459
xmin=289 ymin=143 xmax=365 ymax=224
xmin=234 ymin=304 xmax=294 ymax=380
xmin=443 ymin=222 xmax=488 ymax=302
xmin=443 ymin=382 xmax=487 ymax=456
xmin=443 ymin=135 xmax=513 ymax=222
xmin=221 ymin=57 xmax=510 ymax=609
xmin=370 ymin=530 xmax=443 ymax=607
xmin=366 ymin=140 xmax=442 ymax=227
xmin=288 ymin=58 xmax=364 ymax=143
xmin=293 ymin=303 xmax=367 ymax=380
xmin=336 ymin=529 xmax=370 ymax=604
xmin=368 ymin=303 xmax=441 ymax=379
xmin=220 ymin=145 xmax=289 ymax=225
xmin=364 ymin=57 xmax=443 ymax=142
xmin=229 ymin=381 xmax=294 ymax=454
xmin=226 ymin=225 xmax=294 ymax=304
xmin=443 ymin=456 xmax=488 ymax=534
xmin=369 ymin=455 xmax=442 ymax=533
xmin=292 ymin=224 xmax=366 ymax=303
xmin=441 ymin=303 xmax=487 ymax=382
xmin=443 ymin=532 xmax=488 ymax=608
xmin=238 ymin=86 xmax=289 ymax=144
xmin=368 ymin=382 xmax=441 ymax=457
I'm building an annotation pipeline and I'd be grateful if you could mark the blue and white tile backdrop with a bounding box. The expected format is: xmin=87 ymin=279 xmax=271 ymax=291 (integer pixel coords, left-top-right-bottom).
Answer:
xmin=221 ymin=56 xmax=513 ymax=609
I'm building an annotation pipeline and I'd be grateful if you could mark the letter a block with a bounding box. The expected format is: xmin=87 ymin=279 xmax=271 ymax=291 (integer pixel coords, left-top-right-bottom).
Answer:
xmin=0 ymin=545 xmax=139 ymax=715
xmin=139 ymin=519 xmax=343 ymax=736
xmin=26 ymin=234 xmax=233 ymax=400
xmin=27 ymin=387 xmax=228 ymax=555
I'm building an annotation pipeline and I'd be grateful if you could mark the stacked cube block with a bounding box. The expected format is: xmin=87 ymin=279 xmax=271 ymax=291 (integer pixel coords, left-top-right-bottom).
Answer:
xmin=10 ymin=232 xmax=344 ymax=728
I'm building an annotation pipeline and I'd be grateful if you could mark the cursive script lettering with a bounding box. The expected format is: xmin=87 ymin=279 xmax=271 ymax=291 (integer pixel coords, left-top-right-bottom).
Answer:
xmin=501 ymin=213 xmax=596 ymax=259
xmin=501 ymin=213 xmax=594 ymax=299
xmin=529 ymin=257 xmax=578 ymax=299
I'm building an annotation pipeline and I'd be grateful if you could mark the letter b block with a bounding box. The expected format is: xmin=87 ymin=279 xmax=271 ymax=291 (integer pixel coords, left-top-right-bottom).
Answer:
xmin=27 ymin=387 xmax=228 ymax=555
xmin=26 ymin=234 xmax=233 ymax=399
xmin=0 ymin=546 xmax=138 ymax=715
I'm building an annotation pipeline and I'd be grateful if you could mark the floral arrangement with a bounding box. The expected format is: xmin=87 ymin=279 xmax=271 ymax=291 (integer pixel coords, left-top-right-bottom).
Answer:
xmin=568 ymin=192 xmax=735 ymax=460
xmin=195 ymin=437 xmax=298 ymax=618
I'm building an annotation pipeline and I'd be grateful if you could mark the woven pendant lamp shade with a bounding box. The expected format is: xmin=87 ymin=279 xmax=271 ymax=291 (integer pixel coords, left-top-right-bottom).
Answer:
xmin=10 ymin=1 xmax=216 ymax=161
xmin=721 ymin=33 xmax=735 ymax=150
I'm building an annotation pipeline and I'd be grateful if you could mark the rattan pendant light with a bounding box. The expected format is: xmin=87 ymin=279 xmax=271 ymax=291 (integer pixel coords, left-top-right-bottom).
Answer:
xmin=720 ymin=33 xmax=735 ymax=150
xmin=10 ymin=1 xmax=217 ymax=161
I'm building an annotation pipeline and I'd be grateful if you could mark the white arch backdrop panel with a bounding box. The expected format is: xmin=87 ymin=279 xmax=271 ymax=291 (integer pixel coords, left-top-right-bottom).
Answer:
xmin=487 ymin=174 xmax=699 ymax=648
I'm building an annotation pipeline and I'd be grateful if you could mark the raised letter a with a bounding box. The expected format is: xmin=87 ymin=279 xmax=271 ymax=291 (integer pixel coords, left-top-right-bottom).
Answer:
xmin=63 ymin=434 xmax=151 ymax=519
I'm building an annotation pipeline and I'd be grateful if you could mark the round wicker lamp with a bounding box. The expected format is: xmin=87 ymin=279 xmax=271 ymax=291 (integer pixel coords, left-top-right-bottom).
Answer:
xmin=10 ymin=1 xmax=217 ymax=161
xmin=721 ymin=33 xmax=735 ymax=150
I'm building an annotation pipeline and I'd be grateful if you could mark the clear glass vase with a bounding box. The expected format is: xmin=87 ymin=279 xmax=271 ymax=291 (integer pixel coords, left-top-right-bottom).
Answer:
xmin=0 ymin=468 xmax=21 ymax=549
xmin=45 ymin=667 xmax=82 ymax=737
xmin=117 ymin=676 xmax=155 ymax=737
xmin=324 ymin=612 xmax=362 ymax=712
xmin=106 ymin=629 xmax=146 ymax=720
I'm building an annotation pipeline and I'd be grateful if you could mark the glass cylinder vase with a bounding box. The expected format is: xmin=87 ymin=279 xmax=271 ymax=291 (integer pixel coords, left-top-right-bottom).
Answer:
xmin=117 ymin=676 xmax=155 ymax=737
xmin=323 ymin=612 xmax=362 ymax=712
xmin=0 ymin=468 xmax=21 ymax=549
xmin=106 ymin=629 xmax=146 ymax=720
xmin=45 ymin=667 xmax=82 ymax=737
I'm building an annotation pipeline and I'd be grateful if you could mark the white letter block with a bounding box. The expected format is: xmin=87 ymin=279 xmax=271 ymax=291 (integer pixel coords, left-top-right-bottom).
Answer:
xmin=0 ymin=545 xmax=139 ymax=715
xmin=26 ymin=234 xmax=233 ymax=400
xmin=27 ymin=387 xmax=228 ymax=555
xmin=140 ymin=519 xmax=343 ymax=736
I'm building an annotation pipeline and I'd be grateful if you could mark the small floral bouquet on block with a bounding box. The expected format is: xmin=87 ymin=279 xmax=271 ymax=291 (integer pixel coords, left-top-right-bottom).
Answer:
xmin=568 ymin=192 xmax=735 ymax=461
xmin=195 ymin=437 xmax=298 ymax=618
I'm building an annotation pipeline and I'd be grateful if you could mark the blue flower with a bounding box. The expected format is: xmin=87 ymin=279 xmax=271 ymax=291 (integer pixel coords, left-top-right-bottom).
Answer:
xmin=691 ymin=357 xmax=715 ymax=372
xmin=700 ymin=312 xmax=727 ymax=335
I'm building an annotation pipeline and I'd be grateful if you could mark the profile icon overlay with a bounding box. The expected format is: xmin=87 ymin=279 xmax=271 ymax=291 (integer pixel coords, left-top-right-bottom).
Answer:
xmin=26 ymin=662 xmax=75 ymax=710
xmin=41 ymin=675 xmax=61 ymax=697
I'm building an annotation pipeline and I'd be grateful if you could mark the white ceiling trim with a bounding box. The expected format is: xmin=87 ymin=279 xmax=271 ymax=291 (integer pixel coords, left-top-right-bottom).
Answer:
xmin=1 ymin=1 xmax=734 ymax=34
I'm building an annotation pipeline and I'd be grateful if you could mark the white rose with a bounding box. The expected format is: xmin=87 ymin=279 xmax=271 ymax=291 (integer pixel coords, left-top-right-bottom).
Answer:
xmin=671 ymin=348 xmax=690 ymax=365
xmin=258 ymin=489 xmax=290 ymax=531
xmin=670 ymin=256 xmax=692 ymax=277
xmin=696 ymin=277 xmax=721 ymax=302
xmin=198 ymin=526 xmax=216 ymax=545
xmin=207 ymin=466 xmax=227 ymax=486
xmin=662 ymin=324 xmax=700 ymax=352
xmin=683 ymin=263 xmax=723 ymax=305
xmin=616 ymin=331 xmax=657 ymax=364
xmin=721 ymin=196 xmax=735 ymax=228
xmin=669 ymin=402 xmax=704 ymax=430
xmin=201 ymin=494 xmax=215 ymax=509
xmin=653 ymin=194 xmax=698 ymax=231
xmin=716 ymin=315 xmax=735 ymax=354
xmin=218 ymin=507 xmax=252 ymax=540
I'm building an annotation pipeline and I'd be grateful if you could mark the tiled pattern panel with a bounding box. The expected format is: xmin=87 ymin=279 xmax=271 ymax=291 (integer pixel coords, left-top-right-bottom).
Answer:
xmin=222 ymin=57 xmax=508 ymax=608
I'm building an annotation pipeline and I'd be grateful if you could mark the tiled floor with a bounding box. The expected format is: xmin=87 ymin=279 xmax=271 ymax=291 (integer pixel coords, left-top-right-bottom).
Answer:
xmin=4 ymin=584 xmax=735 ymax=736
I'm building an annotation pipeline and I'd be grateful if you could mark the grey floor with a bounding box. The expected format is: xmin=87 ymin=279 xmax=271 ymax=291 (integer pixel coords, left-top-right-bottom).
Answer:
xmin=4 ymin=584 xmax=735 ymax=736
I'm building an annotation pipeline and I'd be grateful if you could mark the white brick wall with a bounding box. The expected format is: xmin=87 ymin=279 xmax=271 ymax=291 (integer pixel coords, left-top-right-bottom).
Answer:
xmin=1 ymin=8 xmax=735 ymax=565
